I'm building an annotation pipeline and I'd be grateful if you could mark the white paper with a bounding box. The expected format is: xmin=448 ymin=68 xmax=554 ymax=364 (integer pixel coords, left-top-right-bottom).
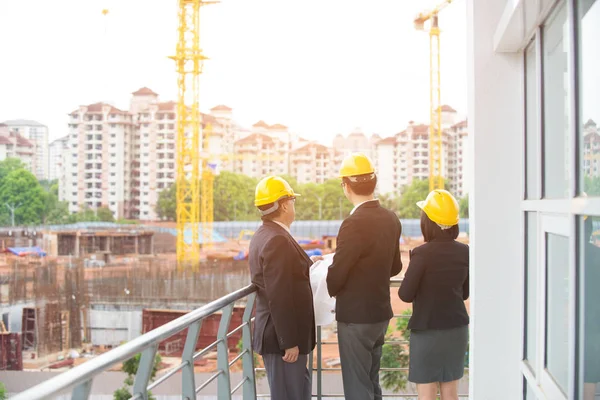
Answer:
xmin=309 ymin=253 xmax=336 ymax=326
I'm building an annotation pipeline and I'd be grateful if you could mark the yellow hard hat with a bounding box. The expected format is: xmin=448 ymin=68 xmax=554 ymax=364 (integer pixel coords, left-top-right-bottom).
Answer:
xmin=254 ymin=176 xmax=300 ymax=207
xmin=417 ymin=189 xmax=460 ymax=227
xmin=339 ymin=153 xmax=375 ymax=178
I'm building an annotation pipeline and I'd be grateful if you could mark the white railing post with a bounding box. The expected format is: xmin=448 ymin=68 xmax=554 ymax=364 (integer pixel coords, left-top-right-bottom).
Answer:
xmin=242 ymin=293 xmax=257 ymax=400
xmin=132 ymin=344 xmax=159 ymax=400
xmin=217 ymin=303 xmax=234 ymax=400
xmin=182 ymin=320 xmax=203 ymax=400
xmin=71 ymin=378 xmax=93 ymax=399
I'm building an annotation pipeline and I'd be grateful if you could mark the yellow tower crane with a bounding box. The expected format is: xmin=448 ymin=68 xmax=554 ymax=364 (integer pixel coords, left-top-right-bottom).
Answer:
xmin=414 ymin=0 xmax=452 ymax=191
xmin=170 ymin=0 xmax=217 ymax=267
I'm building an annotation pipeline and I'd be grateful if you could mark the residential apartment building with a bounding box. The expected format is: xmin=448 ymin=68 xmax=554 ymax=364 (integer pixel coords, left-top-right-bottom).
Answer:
xmin=332 ymin=129 xmax=379 ymax=160
xmin=48 ymin=136 xmax=69 ymax=181
xmin=65 ymin=102 xmax=134 ymax=219
xmin=62 ymin=88 xmax=231 ymax=221
xmin=582 ymin=119 xmax=600 ymax=177
xmin=372 ymin=107 xmax=469 ymax=199
xmin=1 ymin=119 xmax=49 ymax=180
xmin=232 ymin=132 xmax=288 ymax=177
xmin=290 ymin=142 xmax=344 ymax=184
xmin=0 ymin=124 xmax=35 ymax=171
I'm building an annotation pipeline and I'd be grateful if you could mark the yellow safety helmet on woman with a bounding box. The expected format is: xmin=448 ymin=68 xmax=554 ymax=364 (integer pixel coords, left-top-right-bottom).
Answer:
xmin=254 ymin=176 xmax=301 ymax=207
xmin=339 ymin=153 xmax=375 ymax=179
xmin=417 ymin=189 xmax=460 ymax=228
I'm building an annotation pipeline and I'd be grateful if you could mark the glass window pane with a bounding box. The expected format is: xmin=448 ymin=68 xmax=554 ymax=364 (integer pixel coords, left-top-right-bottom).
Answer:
xmin=579 ymin=0 xmax=600 ymax=195
xmin=525 ymin=41 xmax=539 ymax=199
xmin=580 ymin=216 xmax=600 ymax=394
xmin=543 ymin=3 xmax=570 ymax=198
xmin=545 ymin=233 xmax=570 ymax=392
xmin=525 ymin=212 xmax=538 ymax=371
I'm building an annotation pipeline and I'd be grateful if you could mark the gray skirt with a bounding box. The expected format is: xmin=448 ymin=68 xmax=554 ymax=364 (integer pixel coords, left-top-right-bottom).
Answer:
xmin=408 ymin=325 xmax=468 ymax=384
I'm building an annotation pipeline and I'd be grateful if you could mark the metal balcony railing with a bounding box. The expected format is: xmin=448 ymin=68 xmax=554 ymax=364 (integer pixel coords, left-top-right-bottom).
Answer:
xmin=10 ymin=285 xmax=258 ymax=400
xmin=10 ymin=279 xmax=469 ymax=399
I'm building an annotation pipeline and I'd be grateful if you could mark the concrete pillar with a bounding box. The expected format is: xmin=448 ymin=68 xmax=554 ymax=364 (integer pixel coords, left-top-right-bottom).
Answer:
xmin=74 ymin=234 xmax=80 ymax=257
xmin=134 ymin=236 xmax=139 ymax=254
xmin=467 ymin=0 xmax=524 ymax=398
xmin=149 ymin=235 xmax=154 ymax=254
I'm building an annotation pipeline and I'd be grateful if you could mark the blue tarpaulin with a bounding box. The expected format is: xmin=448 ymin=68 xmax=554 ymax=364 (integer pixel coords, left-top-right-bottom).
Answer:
xmin=7 ymin=246 xmax=46 ymax=257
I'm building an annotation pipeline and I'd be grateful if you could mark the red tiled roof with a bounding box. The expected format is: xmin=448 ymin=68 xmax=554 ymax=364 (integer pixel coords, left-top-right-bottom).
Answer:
xmin=584 ymin=131 xmax=600 ymax=142
xmin=202 ymin=113 xmax=222 ymax=128
xmin=252 ymin=120 xmax=270 ymax=128
xmin=292 ymin=142 xmax=329 ymax=154
xmin=70 ymin=103 xmax=128 ymax=115
xmin=441 ymin=105 xmax=456 ymax=112
xmin=376 ymin=136 xmax=396 ymax=145
xmin=452 ymin=120 xmax=468 ymax=129
xmin=411 ymin=124 xmax=429 ymax=134
xmin=157 ymin=101 xmax=176 ymax=111
xmin=210 ymin=105 xmax=232 ymax=111
xmin=235 ymin=133 xmax=274 ymax=145
xmin=9 ymin=132 xmax=33 ymax=147
xmin=132 ymin=87 xmax=158 ymax=96
xmin=269 ymin=123 xmax=288 ymax=130
xmin=0 ymin=136 xmax=12 ymax=145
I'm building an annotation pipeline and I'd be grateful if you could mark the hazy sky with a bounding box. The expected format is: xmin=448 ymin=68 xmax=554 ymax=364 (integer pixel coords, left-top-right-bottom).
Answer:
xmin=0 ymin=0 xmax=469 ymax=143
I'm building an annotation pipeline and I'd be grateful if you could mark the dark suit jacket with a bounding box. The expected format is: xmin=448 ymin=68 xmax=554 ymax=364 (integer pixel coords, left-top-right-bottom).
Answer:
xmin=249 ymin=220 xmax=316 ymax=355
xmin=326 ymin=200 xmax=403 ymax=323
xmin=398 ymin=238 xmax=469 ymax=330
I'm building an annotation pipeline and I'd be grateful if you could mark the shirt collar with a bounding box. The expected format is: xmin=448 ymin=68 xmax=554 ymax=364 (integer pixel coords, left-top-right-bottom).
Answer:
xmin=273 ymin=220 xmax=291 ymax=234
xmin=350 ymin=199 xmax=379 ymax=215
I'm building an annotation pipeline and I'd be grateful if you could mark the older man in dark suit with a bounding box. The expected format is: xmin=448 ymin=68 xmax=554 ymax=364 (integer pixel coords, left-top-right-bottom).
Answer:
xmin=249 ymin=176 xmax=316 ymax=400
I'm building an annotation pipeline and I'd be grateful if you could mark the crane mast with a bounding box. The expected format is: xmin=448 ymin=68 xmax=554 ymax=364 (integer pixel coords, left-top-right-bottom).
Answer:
xmin=414 ymin=0 xmax=452 ymax=191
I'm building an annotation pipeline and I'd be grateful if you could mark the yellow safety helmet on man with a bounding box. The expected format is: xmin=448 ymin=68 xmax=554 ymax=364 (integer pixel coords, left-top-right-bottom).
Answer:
xmin=417 ymin=189 xmax=460 ymax=228
xmin=339 ymin=153 xmax=376 ymax=182
xmin=254 ymin=176 xmax=300 ymax=215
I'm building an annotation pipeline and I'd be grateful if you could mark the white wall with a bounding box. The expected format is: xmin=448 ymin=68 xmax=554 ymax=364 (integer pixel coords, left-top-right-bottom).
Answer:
xmin=468 ymin=0 xmax=525 ymax=398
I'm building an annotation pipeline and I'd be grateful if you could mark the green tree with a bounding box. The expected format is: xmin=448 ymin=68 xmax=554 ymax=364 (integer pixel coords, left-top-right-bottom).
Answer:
xmin=584 ymin=175 xmax=600 ymax=196
xmin=156 ymin=183 xmax=177 ymax=221
xmin=459 ymin=195 xmax=469 ymax=218
xmin=397 ymin=179 xmax=430 ymax=219
xmin=0 ymin=169 xmax=46 ymax=225
xmin=0 ymin=158 xmax=25 ymax=182
xmin=213 ymin=172 xmax=257 ymax=221
xmin=380 ymin=312 xmax=411 ymax=392
xmin=42 ymin=182 xmax=70 ymax=224
xmin=113 ymin=352 xmax=162 ymax=400
xmin=0 ymin=381 xmax=6 ymax=400
xmin=96 ymin=207 xmax=115 ymax=222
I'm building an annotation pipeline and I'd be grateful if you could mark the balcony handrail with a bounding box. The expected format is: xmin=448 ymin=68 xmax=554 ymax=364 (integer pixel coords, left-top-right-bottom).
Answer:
xmin=10 ymin=284 xmax=258 ymax=400
xmin=11 ymin=277 xmax=469 ymax=399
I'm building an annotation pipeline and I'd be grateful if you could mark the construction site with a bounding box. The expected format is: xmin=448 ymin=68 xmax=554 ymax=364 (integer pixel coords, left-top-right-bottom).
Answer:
xmin=0 ymin=222 xmax=360 ymax=373
xmin=0 ymin=220 xmax=468 ymax=376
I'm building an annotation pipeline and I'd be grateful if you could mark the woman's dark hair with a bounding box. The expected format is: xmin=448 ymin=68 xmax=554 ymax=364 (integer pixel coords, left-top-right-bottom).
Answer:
xmin=343 ymin=174 xmax=378 ymax=196
xmin=420 ymin=210 xmax=459 ymax=242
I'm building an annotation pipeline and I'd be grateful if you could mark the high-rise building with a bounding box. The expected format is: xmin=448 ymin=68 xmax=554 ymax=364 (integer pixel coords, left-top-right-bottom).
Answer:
xmin=48 ymin=136 xmax=69 ymax=182
xmin=1 ymin=119 xmax=49 ymax=180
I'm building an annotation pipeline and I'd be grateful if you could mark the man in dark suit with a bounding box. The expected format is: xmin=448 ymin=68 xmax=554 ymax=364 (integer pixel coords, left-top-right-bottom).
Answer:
xmin=327 ymin=153 xmax=403 ymax=400
xmin=249 ymin=176 xmax=316 ymax=400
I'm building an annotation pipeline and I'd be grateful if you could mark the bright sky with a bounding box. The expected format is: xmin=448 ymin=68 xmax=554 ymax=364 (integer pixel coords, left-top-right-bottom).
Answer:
xmin=0 ymin=0 xmax=468 ymax=143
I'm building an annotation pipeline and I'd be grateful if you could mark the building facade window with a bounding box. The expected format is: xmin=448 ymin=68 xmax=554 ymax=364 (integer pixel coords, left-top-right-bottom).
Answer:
xmin=522 ymin=0 xmax=600 ymax=399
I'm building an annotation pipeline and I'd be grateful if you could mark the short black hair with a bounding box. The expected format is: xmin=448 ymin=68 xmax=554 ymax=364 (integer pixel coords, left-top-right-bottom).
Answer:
xmin=420 ymin=210 xmax=459 ymax=242
xmin=343 ymin=174 xmax=377 ymax=196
